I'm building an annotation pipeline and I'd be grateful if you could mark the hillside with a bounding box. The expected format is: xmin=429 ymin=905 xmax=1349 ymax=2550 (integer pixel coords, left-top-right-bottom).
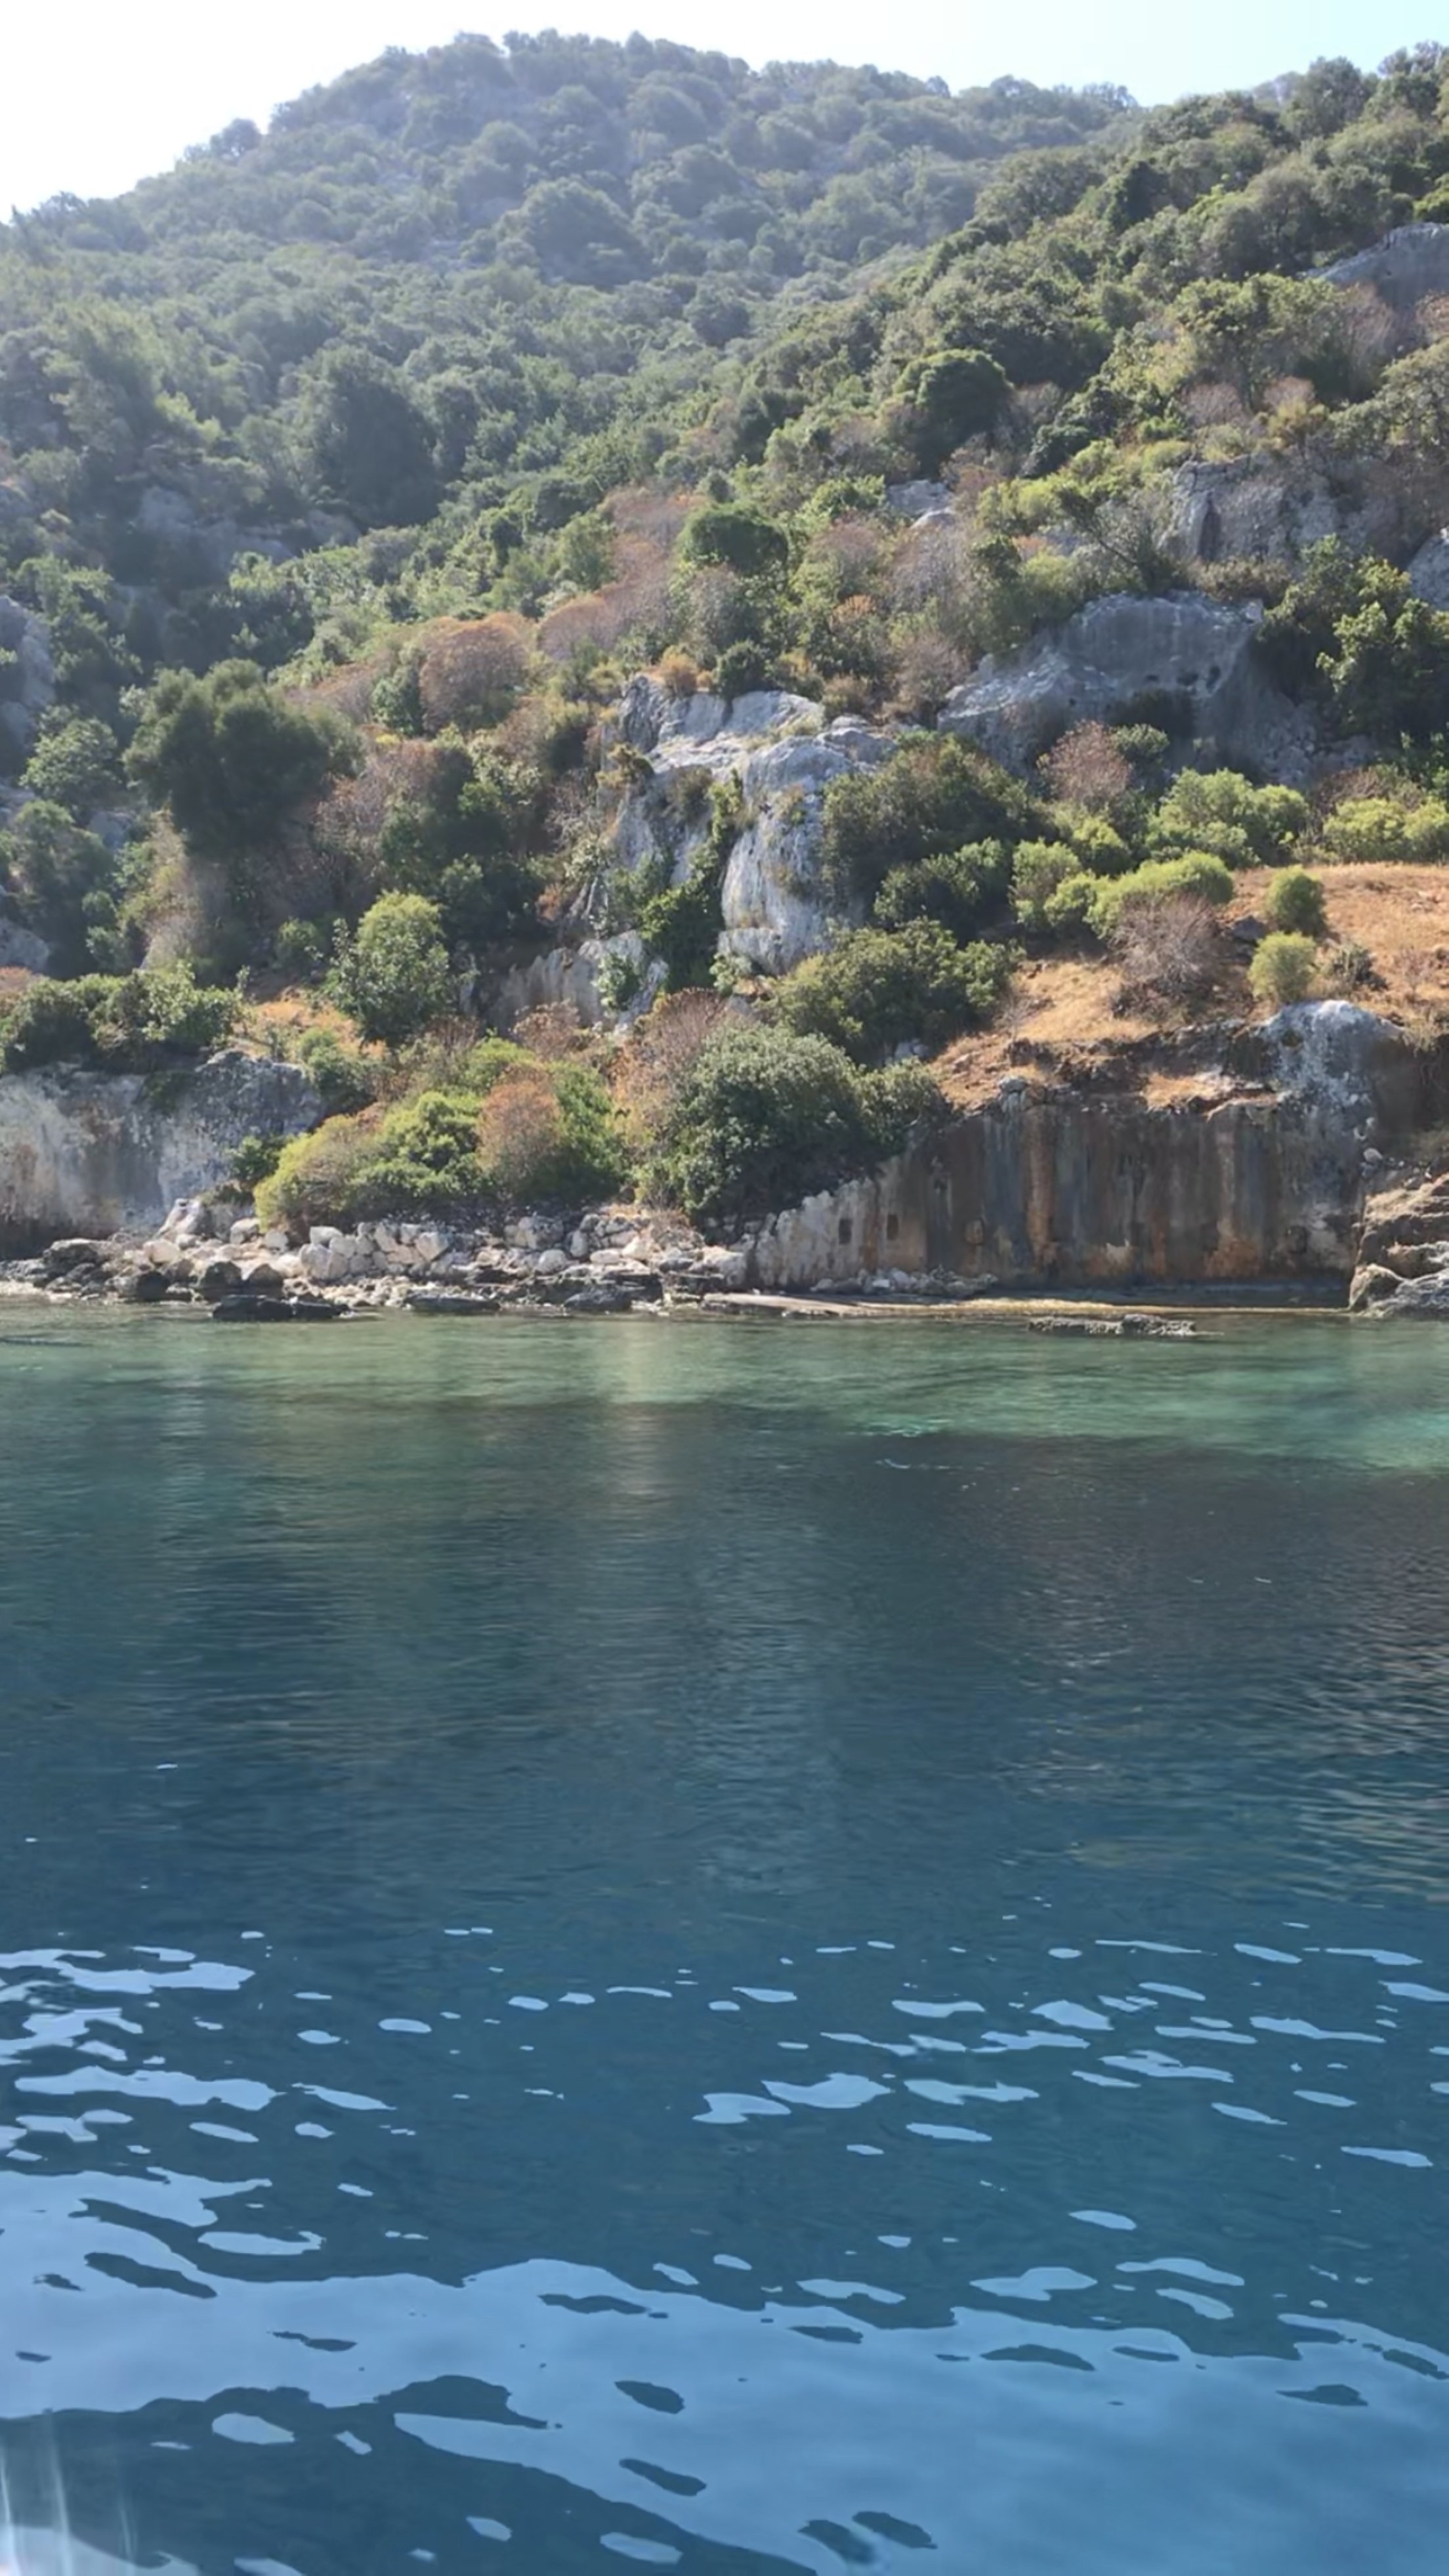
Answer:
xmin=5 ymin=33 xmax=1449 ymax=1244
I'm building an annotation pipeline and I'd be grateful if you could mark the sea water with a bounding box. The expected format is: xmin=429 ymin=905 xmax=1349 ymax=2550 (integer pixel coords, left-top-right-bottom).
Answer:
xmin=0 ymin=1309 xmax=1446 ymax=2573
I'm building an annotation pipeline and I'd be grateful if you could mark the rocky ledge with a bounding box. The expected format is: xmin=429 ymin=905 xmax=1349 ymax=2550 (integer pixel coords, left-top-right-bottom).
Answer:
xmin=1349 ymin=1166 xmax=1449 ymax=1317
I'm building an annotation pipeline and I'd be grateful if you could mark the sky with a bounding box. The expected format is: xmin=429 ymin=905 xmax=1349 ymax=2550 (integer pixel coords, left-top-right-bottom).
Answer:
xmin=3 ymin=0 xmax=1424 ymax=216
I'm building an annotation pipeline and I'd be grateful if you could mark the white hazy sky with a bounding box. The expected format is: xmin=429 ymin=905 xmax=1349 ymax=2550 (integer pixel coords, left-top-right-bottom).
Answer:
xmin=3 ymin=1 xmax=1422 ymax=217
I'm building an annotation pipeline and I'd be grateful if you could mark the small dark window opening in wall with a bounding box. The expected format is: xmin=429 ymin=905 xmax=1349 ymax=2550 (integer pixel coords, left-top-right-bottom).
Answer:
xmin=886 ymin=1212 xmax=900 ymax=1242
xmin=837 ymin=1217 xmax=853 ymax=1246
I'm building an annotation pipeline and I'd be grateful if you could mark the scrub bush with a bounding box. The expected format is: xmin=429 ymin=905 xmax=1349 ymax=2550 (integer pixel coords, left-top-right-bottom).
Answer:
xmin=1249 ymin=931 xmax=1318 ymax=1006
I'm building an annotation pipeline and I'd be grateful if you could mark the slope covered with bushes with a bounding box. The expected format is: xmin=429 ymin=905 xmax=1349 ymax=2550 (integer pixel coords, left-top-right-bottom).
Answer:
xmin=6 ymin=34 xmax=1449 ymax=1232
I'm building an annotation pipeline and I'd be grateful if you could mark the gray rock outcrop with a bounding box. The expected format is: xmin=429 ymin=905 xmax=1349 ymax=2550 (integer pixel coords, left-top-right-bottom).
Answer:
xmin=499 ymin=931 xmax=665 ymax=1029
xmin=937 ymin=591 xmax=1316 ymax=778
xmin=1316 ymin=222 xmax=1449 ymax=311
xmin=0 ymin=1049 xmax=322 ymax=1253
xmin=1165 ymin=454 xmax=1444 ymax=572
xmin=0 ymin=907 xmax=51 ymax=973
xmin=0 ymin=595 xmax=55 ymax=761
xmin=1407 ymin=530 xmax=1449 ymax=607
xmin=551 ymin=680 xmax=899 ymax=1000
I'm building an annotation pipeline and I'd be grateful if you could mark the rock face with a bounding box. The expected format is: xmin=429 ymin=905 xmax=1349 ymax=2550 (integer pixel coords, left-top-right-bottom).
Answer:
xmin=609 ymin=677 xmax=898 ymax=972
xmin=0 ymin=595 xmax=55 ymax=761
xmin=1236 ymin=1000 xmax=1440 ymax=1133
xmin=1350 ymin=1164 xmax=1449 ymax=1315
xmin=937 ymin=591 xmax=1316 ymax=780
xmin=514 ymin=680 xmax=896 ymax=1012
xmin=744 ymin=1097 xmax=1369 ymax=1291
xmin=1407 ymin=530 xmax=1449 ymax=607
xmin=1317 ymin=221 xmax=1449 ymax=310
xmin=742 ymin=1007 xmax=1444 ymax=1294
xmin=0 ymin=907 xmax=50 ymax=973
xmin=499 ymin=931 xmax=664 ymax=1028
xmin=1167 ymin=454 xmax=1446 ymax=575
xmin=0 ymin=1050 xmax=321 ymax=1253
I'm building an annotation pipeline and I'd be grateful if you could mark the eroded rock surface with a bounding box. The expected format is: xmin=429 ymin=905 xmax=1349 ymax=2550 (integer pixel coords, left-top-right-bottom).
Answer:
xmin=937 ymin=591 xmax=1316 ymax=780
xmin=0 ymin=1051 xmax=321 ymax=1253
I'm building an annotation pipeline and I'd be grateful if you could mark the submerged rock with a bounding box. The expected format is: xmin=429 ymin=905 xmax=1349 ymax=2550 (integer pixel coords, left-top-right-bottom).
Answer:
xmin=405 ymin=1288 xmax=501 ymax=1315
xmin=212 ymin=1293 xmax=341 ymax=1323
xmin=1027 ymin=1312 xmax=1197 ymax=1338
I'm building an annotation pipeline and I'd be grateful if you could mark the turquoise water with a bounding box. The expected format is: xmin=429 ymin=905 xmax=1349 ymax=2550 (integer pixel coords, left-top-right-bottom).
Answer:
xmin=1 ymin=1308 xmax=1448 ymax=2575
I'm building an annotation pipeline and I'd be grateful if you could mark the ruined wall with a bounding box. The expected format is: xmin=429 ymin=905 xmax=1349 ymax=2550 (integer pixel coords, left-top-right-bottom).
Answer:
xmin=746 ymin=1097 xmax=1370 ymax=1291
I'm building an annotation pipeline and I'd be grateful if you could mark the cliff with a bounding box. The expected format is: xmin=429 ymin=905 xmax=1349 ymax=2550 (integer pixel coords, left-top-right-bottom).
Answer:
xmin=0 ymin=1050 xmax=320 ymax=1254
xmin=740 ymin=1005 xmax=1449 ymax=1294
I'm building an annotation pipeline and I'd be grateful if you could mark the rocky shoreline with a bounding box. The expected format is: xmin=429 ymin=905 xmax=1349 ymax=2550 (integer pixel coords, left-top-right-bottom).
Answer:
xmin=6 ymin=1170 xmax=1448 ymax=1329
xmin=0 ymin=1195 xmax=1000 ymax=1324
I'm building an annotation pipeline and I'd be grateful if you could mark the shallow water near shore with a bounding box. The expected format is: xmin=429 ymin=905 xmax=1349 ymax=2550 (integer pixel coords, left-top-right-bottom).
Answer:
xmin=1 ymin=1309 xmax=1447 ymax=2575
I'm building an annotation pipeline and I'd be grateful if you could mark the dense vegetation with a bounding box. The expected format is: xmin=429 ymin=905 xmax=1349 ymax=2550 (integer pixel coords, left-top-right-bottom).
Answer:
xmin=5 ymin=33 xmax=1449 ymax=1228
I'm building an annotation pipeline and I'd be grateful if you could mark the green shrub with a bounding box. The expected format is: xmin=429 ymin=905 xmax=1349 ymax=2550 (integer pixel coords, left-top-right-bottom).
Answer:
xmin=329 ymin=893 xmax=453 ymax=1047
xmin=1260 ymin=545 xmax=1449 ymax=745
xmin=713 ymin=641 xmax=772 ymax=700
xmin=1010 ymin=841 xmax=1086 ymax=933
xmin=639 ymin=851 xmax=726 ymax=990
xmin=649 ymin=1019 xmax=940 ymax=1223
xmin=20 ymin=715 xmax=119 ymax=820
xmin=255 ymin=1114 xmax=382 ymax=1235
xmin=1148 ymin=770 xmax=1309 ymax=868
xmin=821 ymin=735 xmax=1035 ymax=907
xmin=359 ymin=1089 xmax=486 ymax=1214
xmin=0 ymin=966 xmax=236 ymax=1072
xmin=232 ymin=1132 xmax=286 ymax=1191
xmin=1319 ymin=797 xmax=1449 ymax=864
xmin=873 ymin=841 xmax=1010 ymax=941
xmin=1087 ymin=853 xmax=1235 ymax=935
xmin=276 ymin=918 xmax=331 ymax=983
xmin=478 ymin=1061 xmax=629 ymax=1204
xmin=294 ymin=1026 xmax=379 ymax=1114
xmin=637 ymin=778 xmax=742 ymax=990
xmin=1059 ymin=811 xmax=1136 ymax=875
xmin=1263 ymin=866 xmax=1328 ymax=936
xmin=463 ymin=1035 xmax=536 ymax=1095
xmin=774 ymin=921 xmax=1013 ymax=1061
xmin=119 ymin=962 xmax=238 ymax=1055
xmin=0 ymin=976 xmax=108 ymax=1071
xmin=257 ymin=1088 xmax=484 ymax=1232
xmin=1249 ymin=932 xmax=1318 ymax=1007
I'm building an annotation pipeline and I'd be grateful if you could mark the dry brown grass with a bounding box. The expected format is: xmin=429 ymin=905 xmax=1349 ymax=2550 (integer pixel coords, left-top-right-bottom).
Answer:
xmin=933 ymin=863 xmax=1449 ymax=1108
xmin=1236 ymin=863 xmax=1449 ymax=1016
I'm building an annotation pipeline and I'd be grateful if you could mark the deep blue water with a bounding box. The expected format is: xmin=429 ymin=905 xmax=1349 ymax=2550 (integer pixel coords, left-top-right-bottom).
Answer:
xmin=1 ymin=1308 xmax=1447 ymax=2576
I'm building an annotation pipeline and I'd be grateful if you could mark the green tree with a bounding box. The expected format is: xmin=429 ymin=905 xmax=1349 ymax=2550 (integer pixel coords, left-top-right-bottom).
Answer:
xmin=126 ymin=660 xmax=341 ymax=900
xmin=680 ymin=503 xmax=789 ymax=580
xmin=774 ymin=921 xmax=1014 ymax=1062
xmin=0 ymin=799 xmax=117 ymax=973
xmin=299 ymin=349 xmax=439 ymax=530
xmin=895 ymin=347 xmax=1011 ymax=473
xmin=330 ymin=891 xmax=454 ymax=1047
xmin=650 ymin=1019 xmax=938 ymax=1223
